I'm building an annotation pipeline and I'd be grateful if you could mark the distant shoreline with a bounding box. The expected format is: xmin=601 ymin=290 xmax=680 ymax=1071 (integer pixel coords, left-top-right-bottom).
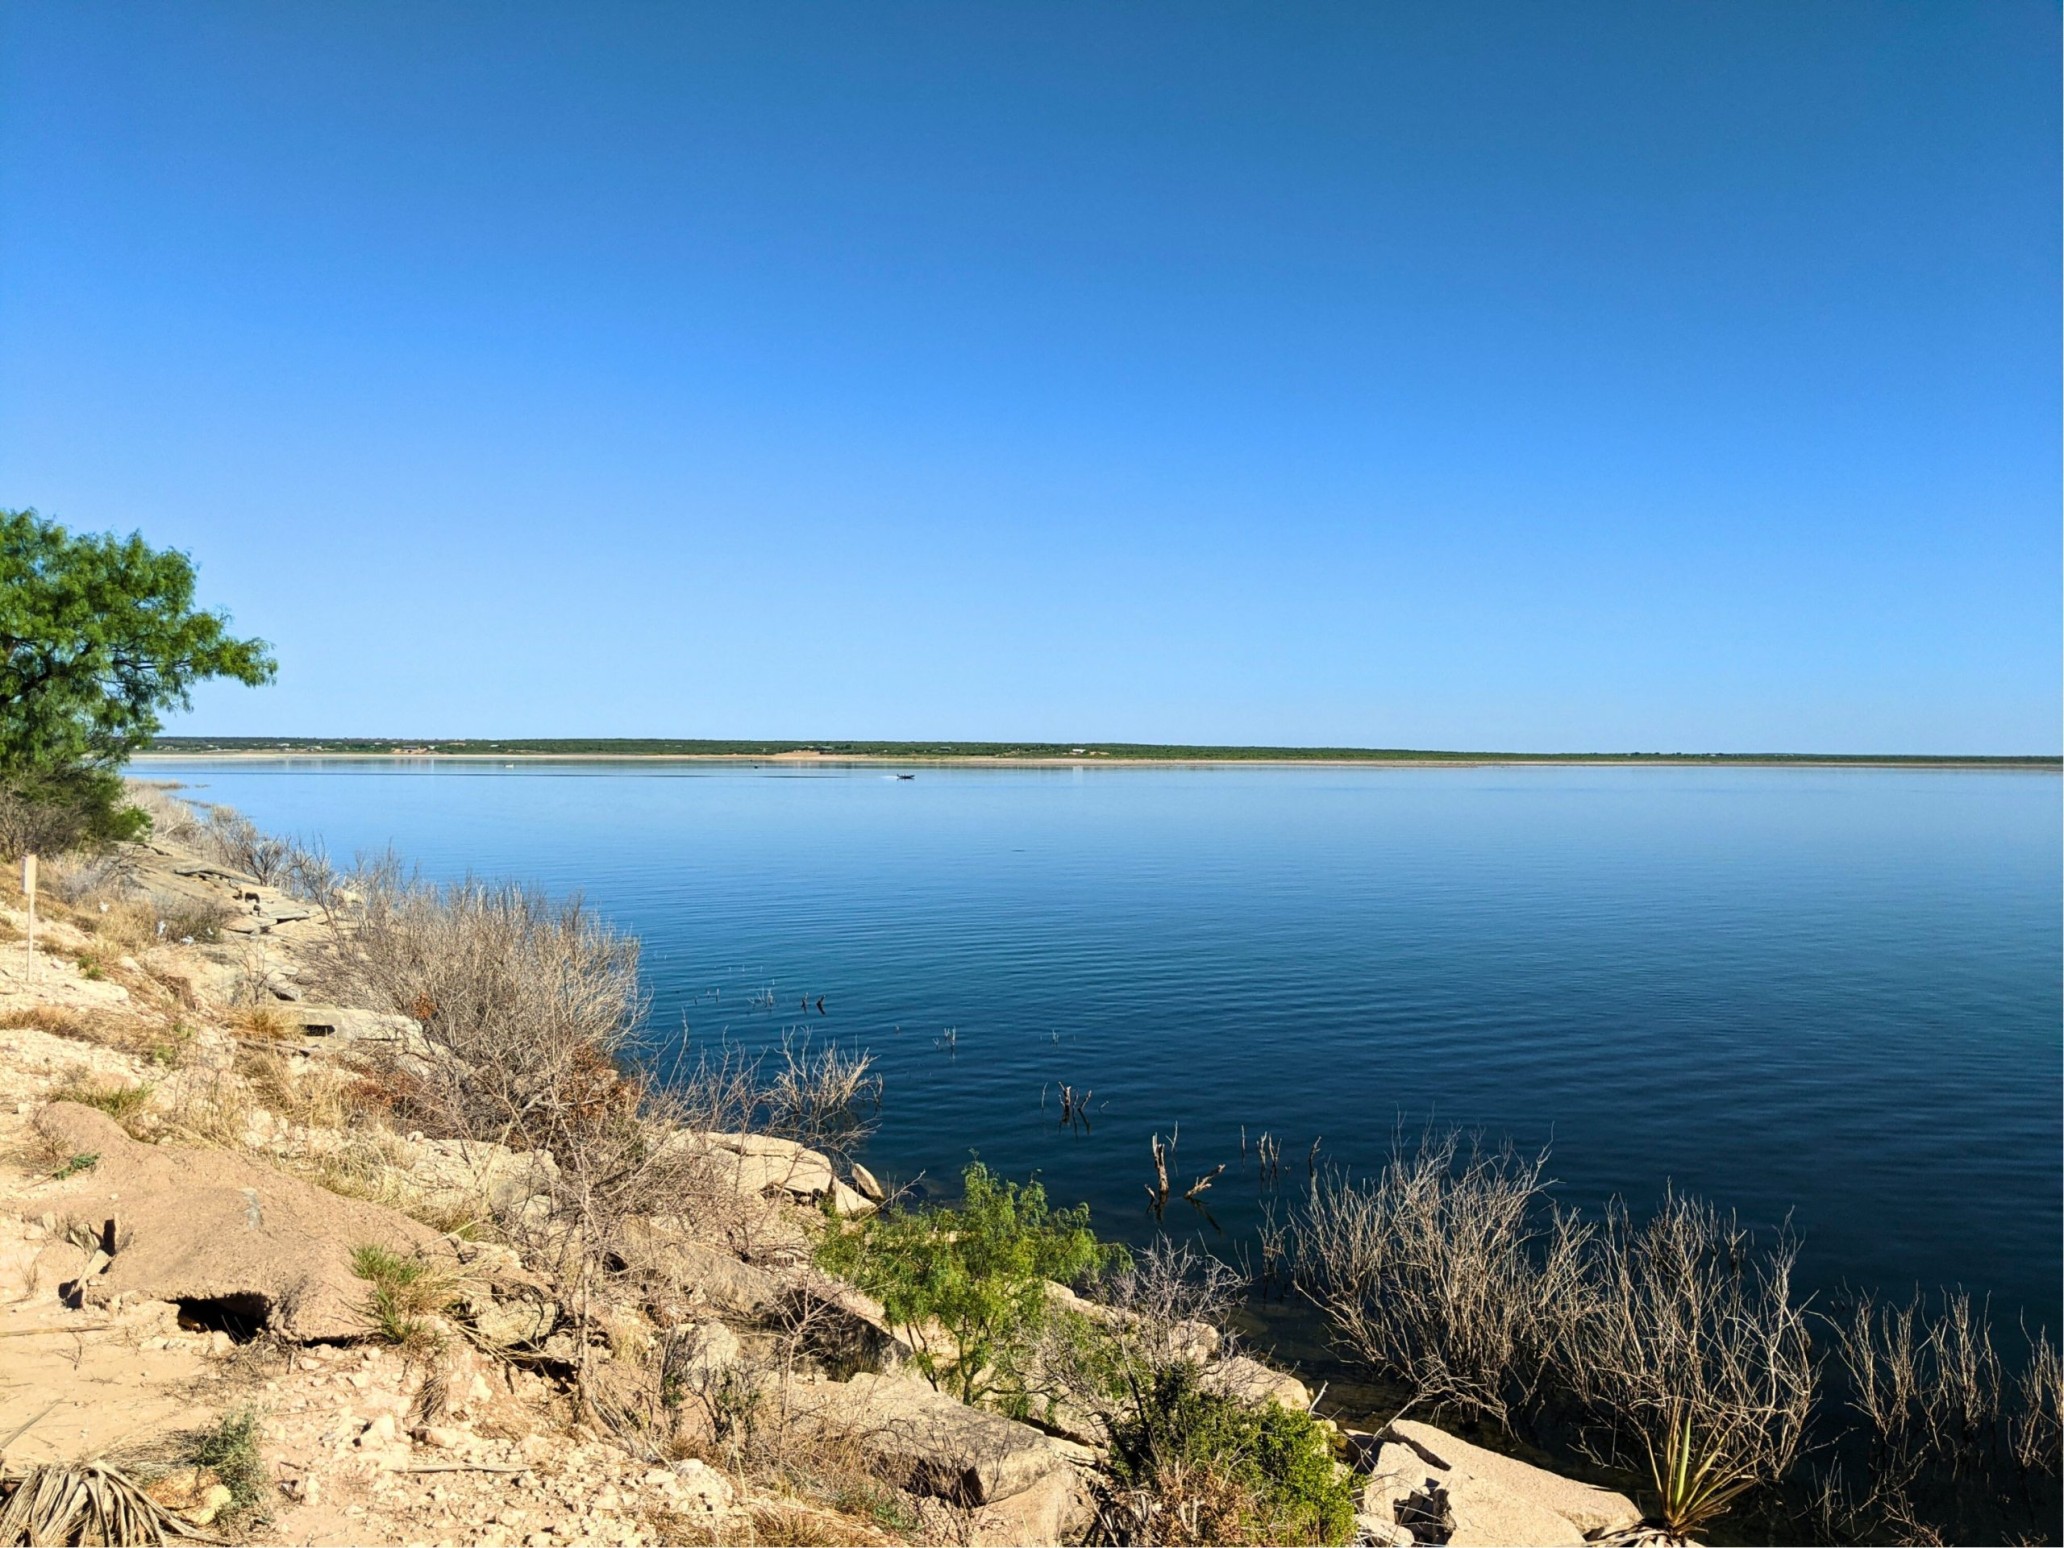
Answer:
xmin=138 ymin=740 xmax=2062 ymax=771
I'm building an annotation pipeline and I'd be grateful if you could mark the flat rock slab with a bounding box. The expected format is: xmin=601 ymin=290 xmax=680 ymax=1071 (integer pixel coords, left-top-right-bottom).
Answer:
xmin=33 ymin=1101 xmax=460 ymax=1342
xmin=1381 ymin=1419 xmax=1643 ymax=1541
xmin=793 ymin=1372 xmax=1082 ymax=1506
xmin=1212 ymin=1353 xmax=1312 ymax=1412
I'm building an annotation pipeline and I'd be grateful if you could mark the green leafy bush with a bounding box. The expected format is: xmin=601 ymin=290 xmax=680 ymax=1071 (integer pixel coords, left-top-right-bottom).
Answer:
xmin=1105 ymin=1362 xmax=1358 ymax=1546
xmin=815 ymin=1160 xmax=1125 ymax=1406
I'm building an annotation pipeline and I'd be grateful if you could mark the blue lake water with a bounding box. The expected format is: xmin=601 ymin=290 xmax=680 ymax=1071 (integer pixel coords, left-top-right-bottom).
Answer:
xmin=140 ymin=759 xmax=2063 ymax=1333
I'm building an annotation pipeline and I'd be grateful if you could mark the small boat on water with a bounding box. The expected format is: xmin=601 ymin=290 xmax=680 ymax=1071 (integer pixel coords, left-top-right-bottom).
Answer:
xmin=896 ymin=773 xmax=915 ymax=780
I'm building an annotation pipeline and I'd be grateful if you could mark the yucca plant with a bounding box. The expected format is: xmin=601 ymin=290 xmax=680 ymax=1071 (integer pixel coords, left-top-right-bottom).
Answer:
xmin=1642 ymin=1406 xmax=1759 ymax=1542
xmin=0 ymin=1461 xmax=203 ymax=1545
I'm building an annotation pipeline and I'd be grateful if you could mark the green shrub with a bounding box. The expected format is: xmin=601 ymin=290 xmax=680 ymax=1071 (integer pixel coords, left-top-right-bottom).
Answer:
xmin=188 ymin=1406 xmax=269 ymax=1526
xmin=815 ymin=1160 xmax=1125 ymax=1407
xmin=349 ymin=1244 xmax=455 ymax=1351
xmin=1105 ymin=1363 xmax=1358 ymax=1546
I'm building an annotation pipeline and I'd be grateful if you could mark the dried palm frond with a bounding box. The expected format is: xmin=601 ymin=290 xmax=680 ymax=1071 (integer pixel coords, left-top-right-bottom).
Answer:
xmin=0 ymin=1461 xmax=209 ymax=1546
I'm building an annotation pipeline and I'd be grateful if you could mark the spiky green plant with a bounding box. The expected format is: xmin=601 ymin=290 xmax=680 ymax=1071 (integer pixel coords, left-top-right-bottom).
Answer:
xmin=1644 ymin=1406 xmax=1759 ymax=1541
xmin=349 ymin=1243 xmax=456 ymax=1352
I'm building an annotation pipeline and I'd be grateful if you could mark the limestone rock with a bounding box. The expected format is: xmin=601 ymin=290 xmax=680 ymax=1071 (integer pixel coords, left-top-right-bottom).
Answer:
xmin=471 ymin=1289 xmax=559 ymax=1350
xmin=669 ymin=1457 xmax=735 ymax=1514
xmin=1386 ymin=1419 xmax=1642 ymax=1538
xmin=969 ymin=1463 xmax=1095 ymax=1546
xmin=273 ymin=1004 xmax=422 ymax=1043
xmin=795 ymin=1372 xmax=1078 ymax=1505
xmin=1444 ymin=1470 xmax=1588 ymax=1546
xmin=849 ymin=1162 xmax=886 ymax=1202
xmin=779 ymin=1275 xmax=920 ymax=1375
xmin=829 ymin=1179 xmax=876 ymax=1218
xmin=658 ymin=1130 xmax=838 ymax=1202
xmin=1212 ymin=1354 xmax=1312 ymax=1412
xmin=409 ymin=1137 xmax=559 ymax=1222
xmin=33 ymin=1101 xmax=458 ymax=1342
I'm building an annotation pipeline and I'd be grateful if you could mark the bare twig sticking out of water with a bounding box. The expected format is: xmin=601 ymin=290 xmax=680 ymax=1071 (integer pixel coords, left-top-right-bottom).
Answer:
xmin=1185 ymin=1163 xmax=1226 ymax=1202
xmin=1147 ymin=1129 xmax=1175 ymax=1218
xmin=1057 ymin=1083 xmax=1094 ymax=1134
xmin=1255 ymin=1198 xmax=1289 ymax=1300
xmin=936 ymin=1027 xmax=958 ymax=1053
xmin=1255 ymin=1132 xmax=1283 ymax=1186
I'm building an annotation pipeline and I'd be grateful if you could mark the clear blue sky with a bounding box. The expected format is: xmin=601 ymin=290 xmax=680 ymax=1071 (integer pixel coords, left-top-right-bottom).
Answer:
xmin=2 ymin=2 xmax=2056 ymax=753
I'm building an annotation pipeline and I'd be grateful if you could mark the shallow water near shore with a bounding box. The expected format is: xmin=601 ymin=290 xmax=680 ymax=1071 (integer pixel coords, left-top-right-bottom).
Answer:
xmin=141 ymin=758 xmax=2063 ymax=1336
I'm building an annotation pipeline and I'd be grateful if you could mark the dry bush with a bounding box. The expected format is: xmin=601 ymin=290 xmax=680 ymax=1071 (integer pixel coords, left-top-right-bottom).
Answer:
xmin=657 ymin=1034 xmax=882 ymax=1168
xmin=44 ymin=852 xmax=137 ymax=906
xmin=120 ymin=781 xmax=204 ymax=846
xmin=0 ymin=785 xmax=98 ymax=861
xmin=196 ymin=804 xmax=294 ymax=885
xmin=176 ymin=797 xmax=341 ymax=907
xmin=322 ymin=860 xmax=739 ymax=1410
xmin=1564 ymin=1194 xmax=1813 ymax=1537
xmin=1293 ymin=1138 xmax=1816 ymax=1537
xmin=153 ymin=897 xmax=234 ymax=946
xmin=1291 ymin=1130 xmax=1591 ymax=1429
xmin=1823 ymin=1291 xmax=2061 ymax=1540
xmin=2015 ymin=1328 xmax=2062 ymax=1476
xmin=764 ymin=1031 xmax=882 ymax=1153
xmin=328 ymin=859 xmax=645 ymax=1151
xmin=1831 ymin=1289 xmax=2004 ymax=1475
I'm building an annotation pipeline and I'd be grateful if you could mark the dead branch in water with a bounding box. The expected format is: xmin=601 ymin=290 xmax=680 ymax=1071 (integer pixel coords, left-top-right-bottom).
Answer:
xmin=1184 ymin=1163 xmax=1225 ymax=1202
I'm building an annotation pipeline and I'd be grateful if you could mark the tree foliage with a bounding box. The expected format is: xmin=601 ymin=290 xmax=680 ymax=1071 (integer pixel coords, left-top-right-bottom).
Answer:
xmin=816 ymin=1160 xmax=1125 ymax=1406
xmin=0 ymin=509 xmax=273 ymax=851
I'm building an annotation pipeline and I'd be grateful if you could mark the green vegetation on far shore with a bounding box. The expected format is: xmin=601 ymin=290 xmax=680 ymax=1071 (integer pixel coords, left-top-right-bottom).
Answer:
xmin=144 ymin=735 xmax=2059 ymax=767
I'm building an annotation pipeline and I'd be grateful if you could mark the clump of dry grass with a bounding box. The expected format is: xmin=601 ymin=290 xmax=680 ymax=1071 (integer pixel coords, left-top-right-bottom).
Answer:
xmin=231 ymin=1004 xmax=291 ymax=1039
xmin=0 ymin=1005 xmax=88 ymax=1038
xmin=49 ymin=1074 xmax=156 ymax=1137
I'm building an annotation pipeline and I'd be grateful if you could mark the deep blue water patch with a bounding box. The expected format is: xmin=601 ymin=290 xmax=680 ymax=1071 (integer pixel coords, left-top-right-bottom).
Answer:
xmin=142 ymin=759 xmax=2064 ymax=1333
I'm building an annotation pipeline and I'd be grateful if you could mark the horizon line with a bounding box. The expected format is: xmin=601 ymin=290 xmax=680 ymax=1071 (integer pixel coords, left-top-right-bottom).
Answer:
xmin=142 ymin=736 xmax=2063 ymax=766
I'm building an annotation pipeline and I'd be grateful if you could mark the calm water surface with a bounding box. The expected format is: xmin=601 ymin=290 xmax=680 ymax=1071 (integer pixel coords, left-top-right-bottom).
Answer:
xmin=141 ymin=759 xmax=2063 ymax=1331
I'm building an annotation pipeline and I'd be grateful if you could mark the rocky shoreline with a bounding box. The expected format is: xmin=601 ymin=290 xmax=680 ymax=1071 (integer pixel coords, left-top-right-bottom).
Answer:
xmin=0 ymin=814 xmax=1649 ymax=1547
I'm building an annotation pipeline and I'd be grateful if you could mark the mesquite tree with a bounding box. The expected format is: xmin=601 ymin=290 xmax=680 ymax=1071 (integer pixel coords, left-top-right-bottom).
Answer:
xmin=1 ymin=509 xmax=274 ymax=852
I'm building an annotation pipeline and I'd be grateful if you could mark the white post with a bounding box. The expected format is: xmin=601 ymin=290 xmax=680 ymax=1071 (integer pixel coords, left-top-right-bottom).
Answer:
xmin=22 ymin=852 xmax=36 ymax=986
